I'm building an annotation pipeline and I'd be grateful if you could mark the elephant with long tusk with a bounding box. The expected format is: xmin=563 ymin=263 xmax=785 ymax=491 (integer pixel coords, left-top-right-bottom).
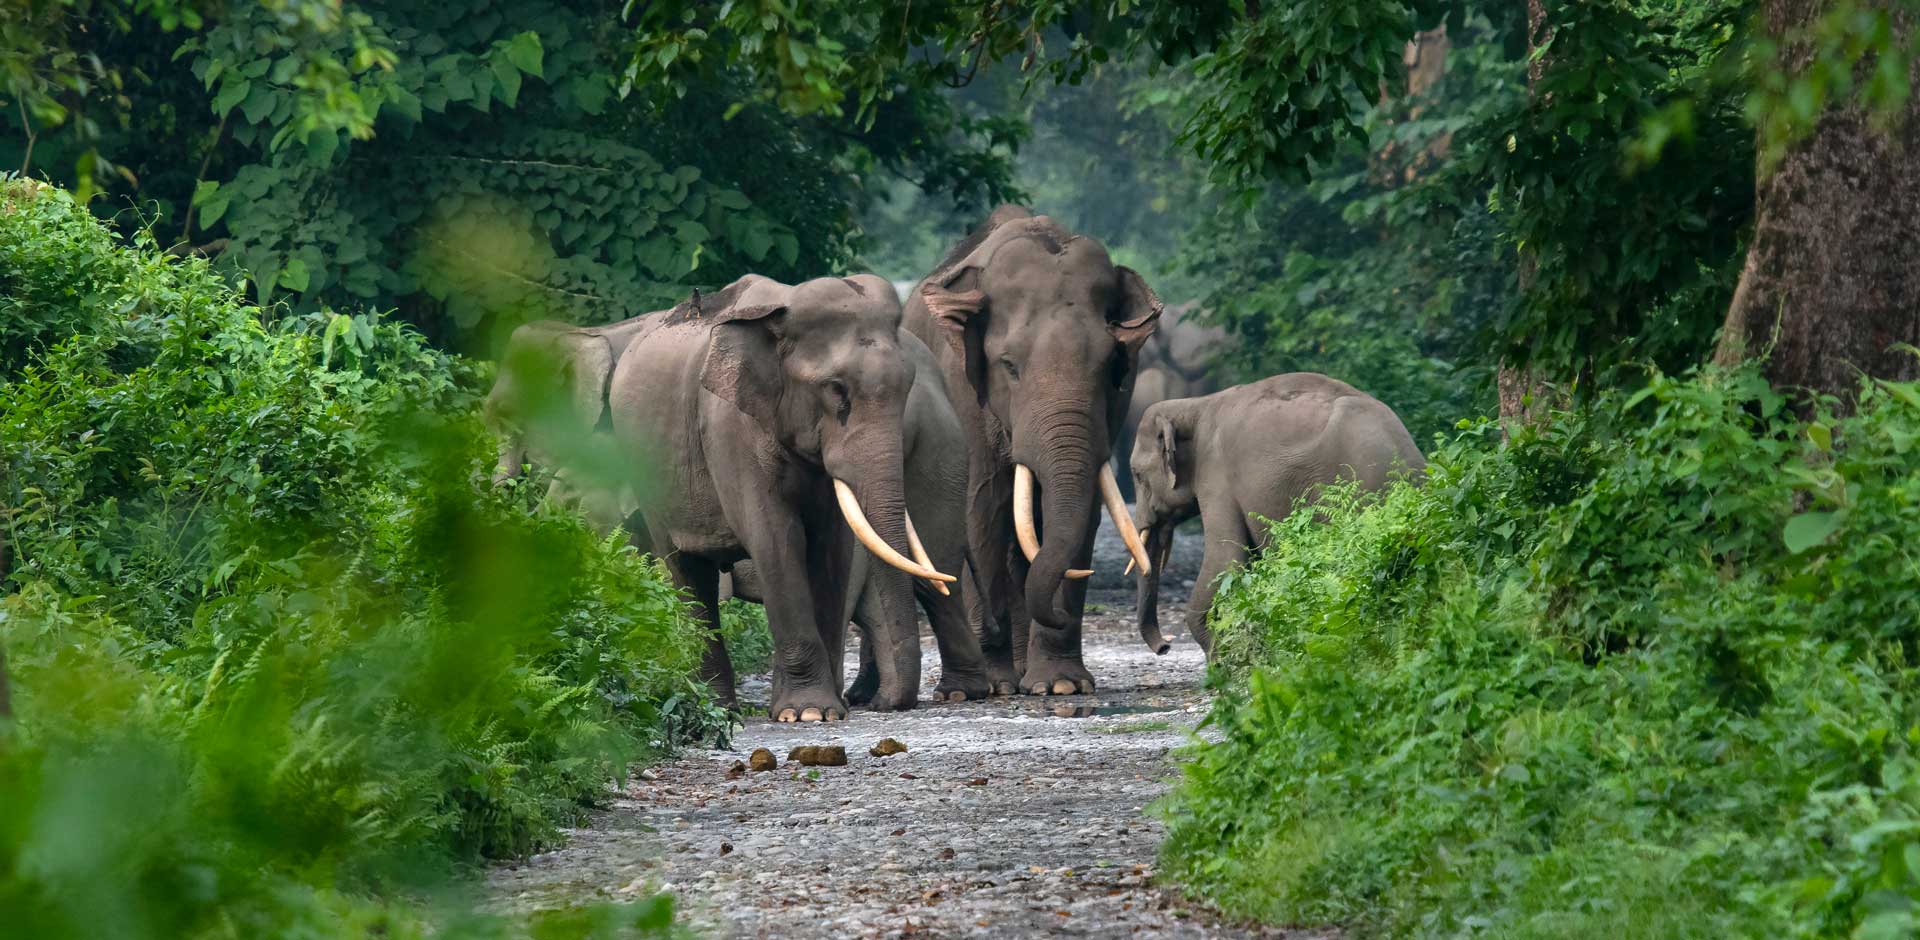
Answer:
xmin=486 ymin=308 xmax=1002 ymax=710
xmin=599 ymin=274 xmax=951 ymax=722
xmin=905 ymin=205 xmax=1161 ymax=696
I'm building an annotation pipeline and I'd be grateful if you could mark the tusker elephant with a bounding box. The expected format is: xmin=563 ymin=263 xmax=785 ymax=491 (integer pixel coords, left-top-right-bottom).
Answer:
xmin=609 ymin=274 xmax=953 ymax=722
xmin=1131 ymin=373 xmax=1426 ymax=655
xmin=1111 ymin=301 xmax=1228 ymax=502
xmin=904 ymin=205 xmax=1161 ymax=696
xmin=729 ymin=328 xmax=1002 ymax=705
xmin=483 ymin=311 xmax=995 ymax=709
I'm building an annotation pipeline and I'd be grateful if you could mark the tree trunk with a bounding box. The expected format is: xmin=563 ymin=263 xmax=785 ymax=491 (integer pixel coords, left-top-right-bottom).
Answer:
xmin=1498 ymin=0 xmax=1562 ymax=426
xmin=1714 ymin=1 xmax=1920 ymax=401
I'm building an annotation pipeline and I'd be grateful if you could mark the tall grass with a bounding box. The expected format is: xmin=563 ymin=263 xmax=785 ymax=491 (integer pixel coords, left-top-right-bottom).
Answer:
xmin=0 ymin=179 xmax=720 ymax=938
xmin=1162 ymin=364 xmax=1920 ymax=939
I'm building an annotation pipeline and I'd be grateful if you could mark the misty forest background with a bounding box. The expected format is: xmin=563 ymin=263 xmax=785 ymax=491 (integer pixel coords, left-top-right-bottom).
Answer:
xmin=3 ymin=2 xmax=1920 ymax=940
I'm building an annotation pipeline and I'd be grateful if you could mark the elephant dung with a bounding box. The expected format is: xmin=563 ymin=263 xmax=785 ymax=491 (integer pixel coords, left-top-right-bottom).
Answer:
xmin=748 ymin=748 xmax=777 ymax=772
xmin=786 ymin=745 xmax=848 ymax=767
xmin=869 ymin=738 xmax=908 ymax=757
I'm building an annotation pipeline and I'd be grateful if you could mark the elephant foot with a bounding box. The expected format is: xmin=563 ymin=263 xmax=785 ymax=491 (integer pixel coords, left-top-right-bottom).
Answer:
xmin=933 ymin=672 xmax=992 ymax=703
xmin=983 ymin=649 xmax=1019 ymax=697
xmin=771 ymin=689 xmax=848 ymax=722
xmin=844 ymin=665 xmax=880 ymax=707
xmin=1019 ymin=661 xmax=1095 ymax=696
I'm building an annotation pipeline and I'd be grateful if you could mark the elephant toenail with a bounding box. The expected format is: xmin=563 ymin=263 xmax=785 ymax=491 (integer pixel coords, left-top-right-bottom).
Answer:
xmin=1051 ymin=679 xmax=1077 ymax=695
xmin=800 ymin=707 xmax=824 ymax=722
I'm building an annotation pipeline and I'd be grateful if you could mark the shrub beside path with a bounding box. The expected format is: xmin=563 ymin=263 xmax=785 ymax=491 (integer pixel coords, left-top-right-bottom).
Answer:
xmin=489 ymin=522 xmax=1325 ymax=939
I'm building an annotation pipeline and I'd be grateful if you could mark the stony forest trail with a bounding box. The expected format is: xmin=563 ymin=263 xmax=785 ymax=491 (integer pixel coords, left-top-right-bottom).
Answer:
xmin=489 ymin=520 xmax=1320 ymax=939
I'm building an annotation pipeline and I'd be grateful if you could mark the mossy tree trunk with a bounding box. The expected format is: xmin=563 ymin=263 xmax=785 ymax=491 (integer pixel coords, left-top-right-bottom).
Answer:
xmin=1715 ymin=0 xmax=1920 ymax=401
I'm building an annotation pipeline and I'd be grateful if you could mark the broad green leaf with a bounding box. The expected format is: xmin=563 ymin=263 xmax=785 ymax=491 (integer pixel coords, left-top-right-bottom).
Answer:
xmin=491 ymin=56 xmax=522 ymax=107
xmin=213 ymin=78 xmax=250 ymax=115
xmin=278 ymin=259 xmax=311 ymax=293
xmin=1782 ymin=511 xmax=1843 ymax=555
xmin=508 ymin=31 xmax=545 ymax=78
xmin=1806 ymin=422 xmax=1832 ymax=452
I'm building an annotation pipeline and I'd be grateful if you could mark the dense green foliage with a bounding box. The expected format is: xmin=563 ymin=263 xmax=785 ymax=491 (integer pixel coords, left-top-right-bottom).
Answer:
xmin=1161 ymin=364 xmax=1920 ymax=938
xmin=1 ymin=0 xmax=1021 ymax=349
xmin=0 ymin=179 xmax=717 ymax=938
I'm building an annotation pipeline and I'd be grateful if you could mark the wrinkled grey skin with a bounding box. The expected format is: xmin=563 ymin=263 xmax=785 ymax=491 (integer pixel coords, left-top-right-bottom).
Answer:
xmin=1131 ymin=373 xmax=1426 ymax=654
xmin=904 ymin=206 xmax=1163 ymax=696
xmin=1111 ymin=301 xmax=1228 ymax=502
xmin=485 ymin=312 xmax=995 ymax=710
xmin=730 ymin=330 xmax=1003 ymax=704
xmin=609 ymin=274 xmax=923 ymax=721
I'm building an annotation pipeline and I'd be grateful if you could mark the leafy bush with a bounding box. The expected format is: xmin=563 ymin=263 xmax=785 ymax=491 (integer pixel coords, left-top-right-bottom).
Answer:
xmin=1163 ymin=363 xmax=1920 ymax=939
xmin=0 ymin=179 xmax=720 ymax=938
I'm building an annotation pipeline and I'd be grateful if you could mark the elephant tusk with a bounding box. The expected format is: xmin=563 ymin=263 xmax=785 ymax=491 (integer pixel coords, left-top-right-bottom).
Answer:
xmin=1013 ymin=463 xmax=1041 ymax=563
xmin=904 ymin=512 xmax=950 ymax=596
xmin=1067 ymin=568 xmax=1093 ymax=579
xmin=834 ymin=479 xmax=957 ymax=585
xmin=1101 ymin=464 xmax=1152 ymax=577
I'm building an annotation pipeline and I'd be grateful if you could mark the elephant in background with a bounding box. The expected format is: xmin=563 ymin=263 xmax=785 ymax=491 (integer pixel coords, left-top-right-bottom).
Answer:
xmin=1111 ymin=300 xmax=1228 ymax=502
xmin=904 ymin=205 xmax=1159 ymax=696
xmin=609 ymin=274 xmax=952 ymax=722
xmin=1131 ymin=373 xmax=1426 ymax=655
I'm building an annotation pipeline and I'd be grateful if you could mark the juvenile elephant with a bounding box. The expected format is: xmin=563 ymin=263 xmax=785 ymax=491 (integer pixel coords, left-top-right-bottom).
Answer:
xmin=484 ymin=312 xmax=995 ymax=709
xmin=1111 ymin=301 xmax=1228 ymax=502
xmin=904 ymin=206 xmax=1160 ymax=696
xmin=610 ymin=274 xmax=953 ymax=722
xmin=1131 ymin=373 xmax=1426 ymax=654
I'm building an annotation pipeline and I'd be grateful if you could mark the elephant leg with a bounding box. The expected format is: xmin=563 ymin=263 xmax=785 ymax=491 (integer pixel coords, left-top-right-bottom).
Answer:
xmin=1186 ymin=504 xmax=1253 ymax=656
xmin=844 ymin=616 xmax=882 ymax=707
xmin=1019 ymin=518 xmax=1097 ymax=696
xmin=663 ymin=550 xmax=733 ymax=709
xmin=965 ymin=556 xmax=1017 ymax=696
xmin=739 ymin=517 xmax=845 ymax=723
xmin=1008 ymin=549 xmax=1034 ymax=683
xmin=921 ymin=580 xmax=991 ymax=702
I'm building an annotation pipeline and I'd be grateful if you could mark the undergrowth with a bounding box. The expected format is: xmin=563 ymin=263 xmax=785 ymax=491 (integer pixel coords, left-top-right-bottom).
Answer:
xmin=0 ymin=180 xmax=723 ymax=938
xmin=1162 ymin=363 xmax=1920 ymax=939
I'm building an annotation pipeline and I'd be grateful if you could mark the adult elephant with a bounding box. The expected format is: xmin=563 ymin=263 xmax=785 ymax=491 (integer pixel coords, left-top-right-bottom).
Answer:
xmin=1111 ymin=301 xmax=1228 ymax=502
xmin=1130 ymin=373 xmax=1426 ymax=655
xmin=905 ymin=205 xmax=1160 ymax=696
xmin=729 ymin=329 xmax=1005 ymax=704
xmin=485 ymin=313 xmax=997 ymax=709
xmin=609 ymin=274 xmax=954 ymax=722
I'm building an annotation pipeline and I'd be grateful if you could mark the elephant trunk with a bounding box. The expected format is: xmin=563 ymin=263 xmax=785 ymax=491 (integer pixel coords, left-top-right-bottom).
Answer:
xmin=1022 ymin=414 xmax=1098 ymax=630
xmin=1135 ymin=521 xmax=1175 ymax=654
xmin=848 ymin=470 xmax=924 ymax=710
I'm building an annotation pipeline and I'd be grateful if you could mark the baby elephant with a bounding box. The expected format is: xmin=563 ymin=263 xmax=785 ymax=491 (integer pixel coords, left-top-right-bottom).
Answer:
xmin=1130 ymin=373 xmax=1426 ymax=654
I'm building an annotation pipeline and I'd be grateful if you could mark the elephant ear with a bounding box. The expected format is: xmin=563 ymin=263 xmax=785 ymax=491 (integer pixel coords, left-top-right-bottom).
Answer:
xmin=921 ymin=267 xmax=989 ymax=404
xmin=1154 ymin=413 xmax=1180 ymax=491
xmin=1107 ymin=266 xmax=1164 ymax=355
xmin=701 ymin=292 xmax=791 ymax=434
xmin=556 ymin=332 xmax=618 ymax=430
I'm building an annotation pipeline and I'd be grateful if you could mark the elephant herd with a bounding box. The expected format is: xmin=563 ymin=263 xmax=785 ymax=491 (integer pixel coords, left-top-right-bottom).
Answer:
xmin=485 ymin=205 xmax=1426 ymax=722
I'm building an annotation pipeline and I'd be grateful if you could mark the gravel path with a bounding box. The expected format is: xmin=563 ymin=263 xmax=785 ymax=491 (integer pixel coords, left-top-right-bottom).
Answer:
xmin=489 ymin=517 xmax=1321 ymax=940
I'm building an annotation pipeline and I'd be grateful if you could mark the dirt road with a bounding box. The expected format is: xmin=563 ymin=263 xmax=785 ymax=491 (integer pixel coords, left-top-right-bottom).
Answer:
xmin=489 ymin=521 xmax=1318 ymax=939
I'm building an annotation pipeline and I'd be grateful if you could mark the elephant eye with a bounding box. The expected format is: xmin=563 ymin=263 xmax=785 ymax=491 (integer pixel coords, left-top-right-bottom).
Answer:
xmin=823 ymin=378 xmax=851 ymax=423
xmin=999 ymin=356 xmax=1020 ymax=380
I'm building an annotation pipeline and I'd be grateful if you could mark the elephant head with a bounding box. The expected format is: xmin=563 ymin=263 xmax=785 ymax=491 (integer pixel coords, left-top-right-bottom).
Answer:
xmin=1129 ymin=400 xmax=1201 ymax=654
xmin=484 ymin=320 xmax=620 ymax=487
xmin=921 ymin=212 xmax=1159 ymax=628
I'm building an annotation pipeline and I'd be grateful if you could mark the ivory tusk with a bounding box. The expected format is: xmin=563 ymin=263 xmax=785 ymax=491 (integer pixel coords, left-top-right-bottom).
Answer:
xmin=1013 ymin=463 xmax=1041 ymax=563
xmin=904 ymin=512 xmax=950 ymax=596
xmin=833 ymin=479 xmax=957 ymax=584
xmin=1100 ymin=464 xmax=1152 ymax=576
xmin=1067 ymin=568 xmax=1093 ymax=579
